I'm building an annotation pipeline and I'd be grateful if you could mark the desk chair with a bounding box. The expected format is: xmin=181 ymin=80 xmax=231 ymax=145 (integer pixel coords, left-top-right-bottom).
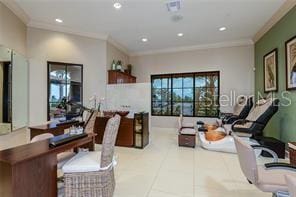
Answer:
xmin=233 ymin=134 xmax=296 ymax=196
xmin=63 ymin=115 xmax=121 ymax=197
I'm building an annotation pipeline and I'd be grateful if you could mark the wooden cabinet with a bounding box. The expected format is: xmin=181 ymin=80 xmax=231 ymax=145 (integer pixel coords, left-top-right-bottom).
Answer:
xmin=178 ymin=134 xmax=196 ymax=148
xmin=94 ymin=113 xmax=149 ymax=148
xmin=108 ymin=70 xmax=136 ymax=84
xmin=134 ymin=113 xmax=149 ymax=149
xmin=94 ymin=116 xmax=134 ymax=147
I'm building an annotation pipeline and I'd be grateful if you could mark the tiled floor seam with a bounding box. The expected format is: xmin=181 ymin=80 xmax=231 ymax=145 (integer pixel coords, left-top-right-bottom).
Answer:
xmin=145 ymin=143 xmax=173 ymax=197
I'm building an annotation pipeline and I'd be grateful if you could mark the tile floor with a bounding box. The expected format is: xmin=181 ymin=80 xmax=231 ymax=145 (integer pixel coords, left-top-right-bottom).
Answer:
xmin=108 ymin=128 xmax=272 ymax=197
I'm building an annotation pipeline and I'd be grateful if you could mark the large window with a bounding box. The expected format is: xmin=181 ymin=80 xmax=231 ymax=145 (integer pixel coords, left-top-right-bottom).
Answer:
xmin=47 ymin=62 xmax=83 ymax=120
xmin=151 ymin=71 xmax=220 ymax=117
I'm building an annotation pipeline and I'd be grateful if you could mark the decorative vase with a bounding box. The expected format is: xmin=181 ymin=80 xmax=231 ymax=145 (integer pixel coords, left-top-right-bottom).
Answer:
xmin=111 ymin=60 xmax=116 ymax=70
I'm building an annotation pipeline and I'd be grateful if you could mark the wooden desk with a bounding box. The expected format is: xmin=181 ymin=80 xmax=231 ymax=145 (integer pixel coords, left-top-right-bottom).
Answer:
xmin=0 ymin=133 xmax=96 ymax=197
xmin=29 ymin=121 xmax=84 ymax=140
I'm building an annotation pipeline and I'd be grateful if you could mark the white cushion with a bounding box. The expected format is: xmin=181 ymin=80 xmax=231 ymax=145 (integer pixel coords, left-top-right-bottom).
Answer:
xmin=57 ymin=152 xmax=76 ymax=169
xmin=256 ymin=165 xmax=296 ymax=192
xmin=233 ymin=96 xmax=247 ymax=116
xmin=182 ymin=122 xmax=194 ymax=128
xmin=62 ymin=151 xmax=102 ymax=173
xmin=180 ymin=128 xmax=196 ymax=135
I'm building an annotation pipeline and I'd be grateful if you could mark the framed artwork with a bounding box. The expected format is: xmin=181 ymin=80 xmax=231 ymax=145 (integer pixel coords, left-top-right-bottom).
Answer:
xmin=286 ymin=35 xmax=296 ymax=90
xmin=264 ymin=49 xmax=278 ymax=92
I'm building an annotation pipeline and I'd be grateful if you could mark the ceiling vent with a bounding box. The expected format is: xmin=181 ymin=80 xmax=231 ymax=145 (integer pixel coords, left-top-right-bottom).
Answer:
xmin=166 ymin=0 xmax=181 ymax=12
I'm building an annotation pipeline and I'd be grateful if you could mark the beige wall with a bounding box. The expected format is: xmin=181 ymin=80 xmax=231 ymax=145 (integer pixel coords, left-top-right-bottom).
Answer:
xmin=106 ymin=42 xmax=129 ymax=70
xmin=0 ymin=127 xmax=29 ymax=150
xmin=0 ymin=3 xmax=27 ymax=143
xmin=130 ymin=45 xmax=255 ymax=128
xmin=0 ymin=2 xmax=26 ymax=55
xmin=27 ymin=27 xmax=107 ymax=125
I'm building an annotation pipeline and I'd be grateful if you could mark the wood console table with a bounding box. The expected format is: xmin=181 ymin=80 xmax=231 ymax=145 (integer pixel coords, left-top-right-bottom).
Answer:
xmin=94 ymin=116 xmax=134 ymax=147
xmin=29 ymin=121 xmax=84 ymax=140
xmin=0 ymin=133 xmax=96 ymax=197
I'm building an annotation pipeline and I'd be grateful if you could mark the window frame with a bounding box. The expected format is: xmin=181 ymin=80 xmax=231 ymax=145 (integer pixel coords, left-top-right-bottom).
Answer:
xmin=151 ymin=71 xmax=220 ymax=118
xmin=47 ymin=61 xmax=83 ymax=120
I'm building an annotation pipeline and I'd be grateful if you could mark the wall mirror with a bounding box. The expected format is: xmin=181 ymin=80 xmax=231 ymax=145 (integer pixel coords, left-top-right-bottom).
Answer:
xmin=0 ymin=46 xmax=29 ymax=135
xmin=47 ymin=62 xmax=83 ymax=121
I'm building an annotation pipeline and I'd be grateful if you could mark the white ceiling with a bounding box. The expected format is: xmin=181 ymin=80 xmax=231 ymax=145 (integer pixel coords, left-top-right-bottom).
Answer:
xmin=14 ymin=0 xmax=285 ymax=54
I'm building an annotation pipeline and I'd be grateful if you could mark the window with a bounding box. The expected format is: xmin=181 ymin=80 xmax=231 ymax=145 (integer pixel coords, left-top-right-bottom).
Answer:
xmin=47 ymin=62 xmax=83 ymax=120
xmin=151 ymin=71 xmax=220 ymax=117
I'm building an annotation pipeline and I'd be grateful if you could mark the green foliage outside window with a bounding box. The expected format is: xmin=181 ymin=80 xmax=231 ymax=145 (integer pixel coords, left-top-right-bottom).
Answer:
xmin=151 ymin=72 xmax=219 ymax=117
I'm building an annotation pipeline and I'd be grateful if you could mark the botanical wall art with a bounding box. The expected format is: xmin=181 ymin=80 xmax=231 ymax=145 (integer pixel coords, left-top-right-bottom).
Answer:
xmin=264 ymin=49 xmax=278 ymax=92
xmin=286 ymin=35 xmax=296 ymax=90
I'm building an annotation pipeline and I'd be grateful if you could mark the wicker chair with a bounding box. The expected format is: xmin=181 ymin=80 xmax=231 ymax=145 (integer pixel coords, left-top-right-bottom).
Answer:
xmin=63 ymin=114 xmax=121 ymax=197
xmin=84 ymin=110 xmax=98 ymax=134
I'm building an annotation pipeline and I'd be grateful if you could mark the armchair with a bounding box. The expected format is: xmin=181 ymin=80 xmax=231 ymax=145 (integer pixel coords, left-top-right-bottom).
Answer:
xmin=233 ymin=134 xmax=296 ymax=196
xmin=219 ymin=96 xmax=253 ymax=125
xmin=231 ymin=98 xmax=279 ymax=136
xmin=62 ymin=115 xmax=121 ymax=197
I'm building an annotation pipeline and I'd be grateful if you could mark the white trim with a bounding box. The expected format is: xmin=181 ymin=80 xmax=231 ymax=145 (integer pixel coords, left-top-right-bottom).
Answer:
xmin=28 ymin=20 xmax=109 ymax=41
xmin=107 ymin=36 xmax=130 ymax=55
xmin=130 ymin=39 xmax=254 ymax=56
xmin=0 ymin=0 xmax=30 ymax=24
xmin=253 ymin=0 xmax=296 ymax=43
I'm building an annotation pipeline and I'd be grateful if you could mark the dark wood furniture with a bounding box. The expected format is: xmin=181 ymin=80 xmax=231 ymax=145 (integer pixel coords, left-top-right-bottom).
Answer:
xmin=178 ymin=134 xmax=196 ymax=148
xmin=0 ymin=133 xmax=96 ymax=197
xmin=134 ymin=113 xmax=149 ymax=149
xmin=94 ymin=116 xmax=134 ymax=147
xmin=254 ymin=136 xmax=286 ymax=159
xmin=108 ymin=70 xmax=136 ymax=84
xmin=288 ymin=142 xmax=296 ymax=165
xmin=29 ymin=121 xmax=83 ymax=140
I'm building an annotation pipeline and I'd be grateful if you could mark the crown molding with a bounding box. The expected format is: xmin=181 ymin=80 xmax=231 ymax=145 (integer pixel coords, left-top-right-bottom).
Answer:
xmin=28 ymin=20 xmax=109 ymax=41
xmin=130 ymin=39 xmax=254 ymax=57
xmin=107 ymin=36 xmax=130 ymax=56
xmin=253 ymin=0 xmax=296 ymax=43
xmin=0 ymin=0 xmax=30 ymax=24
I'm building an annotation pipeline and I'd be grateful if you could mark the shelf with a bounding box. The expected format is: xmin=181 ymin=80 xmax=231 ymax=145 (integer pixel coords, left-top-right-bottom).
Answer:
xmin=108 ymin=70 xmax=136 ymax=84
xmin=133 ymin=112 xmax=149 ymax=149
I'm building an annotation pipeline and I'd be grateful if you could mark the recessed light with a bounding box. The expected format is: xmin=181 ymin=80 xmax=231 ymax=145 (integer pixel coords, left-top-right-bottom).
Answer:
xmin=55 ymin=18 xmax=63 ymax=23
xmin=141 ymin=38 xmax=148 ymax=42
xmin=177 ymin=33 xmax=184 ymax=37
xmin=219 ymin=27 xmax=227 ymax=31
xmin=113 ymin=2 xmax=122 ymax=9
